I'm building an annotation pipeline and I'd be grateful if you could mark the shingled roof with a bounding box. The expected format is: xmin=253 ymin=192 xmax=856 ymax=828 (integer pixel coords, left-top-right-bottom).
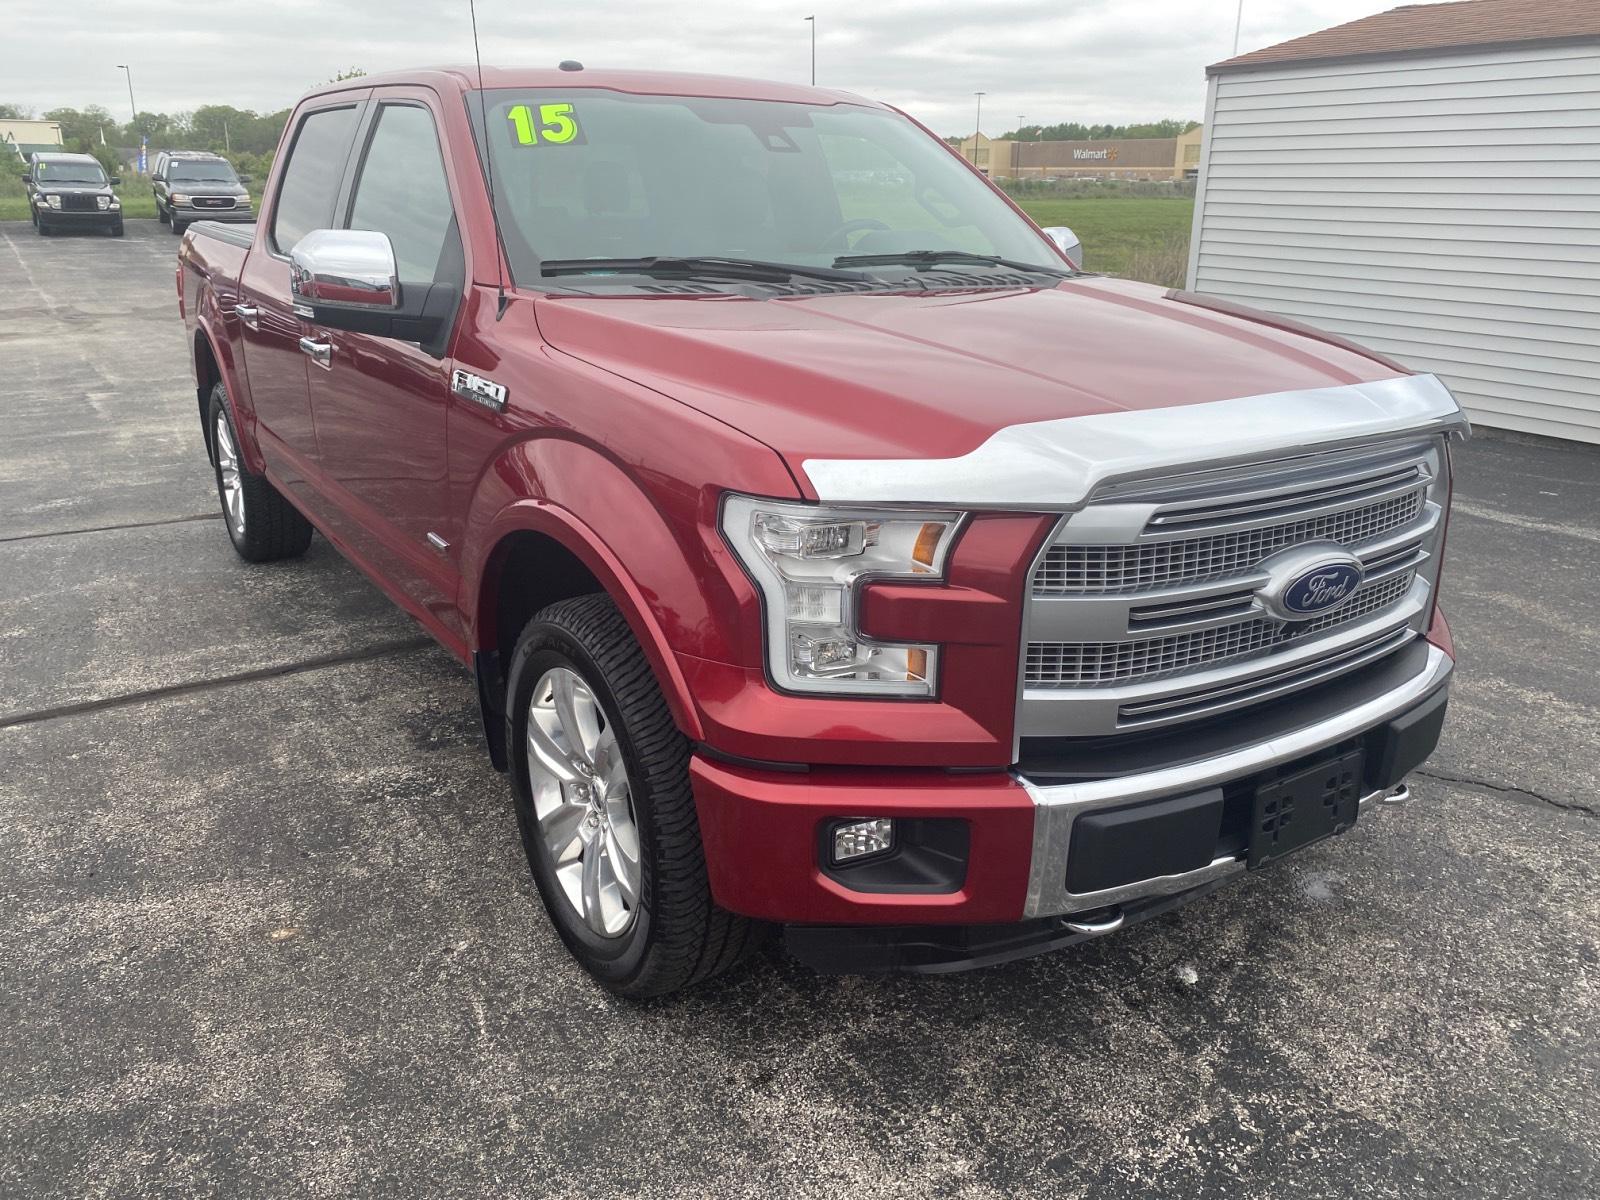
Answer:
xmin=1211 ymin=0 xmax=1600 ymax=74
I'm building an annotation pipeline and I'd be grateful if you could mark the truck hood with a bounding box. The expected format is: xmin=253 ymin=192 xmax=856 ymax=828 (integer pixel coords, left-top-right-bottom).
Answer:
xmin=533 ymin=277 xmax=1408 ymax=484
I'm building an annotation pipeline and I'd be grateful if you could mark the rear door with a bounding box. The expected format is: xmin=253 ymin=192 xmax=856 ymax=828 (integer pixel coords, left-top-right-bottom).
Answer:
xmin=236 ymin=96 xmax=366 ymax=498
xmin=303 ymin=89 xmax=467 ymax=639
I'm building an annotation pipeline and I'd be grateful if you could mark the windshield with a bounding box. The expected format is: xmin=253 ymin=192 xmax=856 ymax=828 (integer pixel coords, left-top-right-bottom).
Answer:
xmin=472 ymin=89 xmax=1060 ymax=284
xmin=36 ymin=161 xmax=107 ymax=185
xmin=170 ymin=161 xmax=239 ymax=184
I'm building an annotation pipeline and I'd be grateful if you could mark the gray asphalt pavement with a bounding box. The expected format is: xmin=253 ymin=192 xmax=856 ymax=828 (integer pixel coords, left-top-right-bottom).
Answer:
xmin=2 ymin=220 xmax=1596 ymax=1199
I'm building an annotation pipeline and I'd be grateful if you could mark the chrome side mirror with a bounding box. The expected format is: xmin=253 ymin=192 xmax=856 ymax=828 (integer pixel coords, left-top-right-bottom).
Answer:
xmin=289 ymin=229 xmax=400 ymax=312
xmin=1041 ymin=225 xmax=1083 ymax=267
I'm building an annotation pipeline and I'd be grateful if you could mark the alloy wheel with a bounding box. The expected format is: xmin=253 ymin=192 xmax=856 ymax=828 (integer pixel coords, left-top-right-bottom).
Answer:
xmin=526 ymin=666 xmax=642 ymax=938
xmin=215 ymin=412 xmax=245 ymax=536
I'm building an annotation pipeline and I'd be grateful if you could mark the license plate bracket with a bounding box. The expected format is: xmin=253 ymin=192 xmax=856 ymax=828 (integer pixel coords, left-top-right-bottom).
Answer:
xmin=1248 ymin=748 xmax=1364 ymax=869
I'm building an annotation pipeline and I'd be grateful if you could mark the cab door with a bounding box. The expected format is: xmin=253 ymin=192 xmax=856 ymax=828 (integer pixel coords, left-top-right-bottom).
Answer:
xmin=235 ymin=97 xmax=366 ymax=498
xmin=302 ymin=92 xmax=467 ymax=642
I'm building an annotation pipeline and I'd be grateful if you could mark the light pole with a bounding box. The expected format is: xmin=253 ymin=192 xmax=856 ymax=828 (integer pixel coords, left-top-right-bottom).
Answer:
xmin=971 ymin=91 xmax=985 ymax=165
xmin=1232 ymin=0 xmax=1245 ymax=55
xmin=116 ymin=64 xmax=138 ymax=126
xmin=805 ymin=16 xmax=815 ymax=86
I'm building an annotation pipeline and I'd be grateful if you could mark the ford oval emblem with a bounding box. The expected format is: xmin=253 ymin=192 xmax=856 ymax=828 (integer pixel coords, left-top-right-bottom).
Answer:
xmin=1257 ymin=545 xmax=1365 ymax=622
xmin=1283 ymin=562 xmax=1363 ymax=616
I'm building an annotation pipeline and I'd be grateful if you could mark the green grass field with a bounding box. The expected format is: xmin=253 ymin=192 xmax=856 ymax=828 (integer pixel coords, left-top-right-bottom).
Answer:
xmin=1016 ymin=197 xmax=1194 ymax=286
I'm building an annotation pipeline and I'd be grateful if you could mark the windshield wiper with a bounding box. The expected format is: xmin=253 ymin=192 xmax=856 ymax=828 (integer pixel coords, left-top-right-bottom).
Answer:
xmin=540 ymin=255 xmax=867 ymax=284
xmin=832 ymin=250 xmax=1074 ymax=277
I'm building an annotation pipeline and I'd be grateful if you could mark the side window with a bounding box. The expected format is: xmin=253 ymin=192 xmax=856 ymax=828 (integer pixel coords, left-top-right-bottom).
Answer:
xmin=347 ymin=104 xmax=459 ymax=283
xmin=271 ymin=105 xmax=361 ymax=254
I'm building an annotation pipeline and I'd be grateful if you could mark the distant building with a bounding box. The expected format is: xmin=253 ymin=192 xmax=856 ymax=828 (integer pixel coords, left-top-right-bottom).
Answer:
xmin=1187 ymin=0 xmax=1600 ymax=444
xmin=0 ymin=118 xmax=65 ymax=160
xmin=958 ymin=127 xmax=1201 ymax=181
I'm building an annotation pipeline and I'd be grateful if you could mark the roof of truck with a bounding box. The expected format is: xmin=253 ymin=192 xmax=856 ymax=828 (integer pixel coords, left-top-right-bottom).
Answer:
xmin=31 ymin=151 xmax=99 ymax=164
xmin=300 ymin=66 xmax=881 ymax=109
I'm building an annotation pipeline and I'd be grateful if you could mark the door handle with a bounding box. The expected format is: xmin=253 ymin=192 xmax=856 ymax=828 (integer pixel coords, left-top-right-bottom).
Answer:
xmin=234 ymin=302 xmax=259 ymax=331
xmin=298 ymin=335 xmax=332 ymax=369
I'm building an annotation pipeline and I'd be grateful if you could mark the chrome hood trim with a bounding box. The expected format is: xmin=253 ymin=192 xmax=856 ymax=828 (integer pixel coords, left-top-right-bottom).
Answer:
xmin=802 ymin=373 xmax=1469 ymax=511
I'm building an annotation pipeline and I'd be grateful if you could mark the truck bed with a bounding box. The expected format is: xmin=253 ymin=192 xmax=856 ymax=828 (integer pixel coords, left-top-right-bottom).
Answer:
xmin=189 ymin=221 xmax=255 ymax=249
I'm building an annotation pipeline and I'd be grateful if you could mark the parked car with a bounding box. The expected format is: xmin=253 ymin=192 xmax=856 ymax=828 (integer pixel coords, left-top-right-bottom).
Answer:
xmin=21 ymin=151 xmax=122 ymax=236
xmin=152 ymin=150 xmax=253 ymax=235
xmin=177 ymin=67 xmax=1465 ymax=997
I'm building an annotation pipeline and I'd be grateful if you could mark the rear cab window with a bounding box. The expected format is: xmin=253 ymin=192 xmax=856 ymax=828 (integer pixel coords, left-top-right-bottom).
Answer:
xmin=270 ymin=104 xmax=362 ymax=255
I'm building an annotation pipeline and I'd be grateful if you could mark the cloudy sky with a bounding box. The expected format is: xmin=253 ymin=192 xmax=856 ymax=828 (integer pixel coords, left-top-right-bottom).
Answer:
xmin=8 ymin=0 xmax=1393 ymax=134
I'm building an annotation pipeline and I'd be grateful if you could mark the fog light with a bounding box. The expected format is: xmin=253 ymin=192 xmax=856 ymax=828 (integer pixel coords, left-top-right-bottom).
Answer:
xmin=832 ymin=818 xmax=894 ymax=863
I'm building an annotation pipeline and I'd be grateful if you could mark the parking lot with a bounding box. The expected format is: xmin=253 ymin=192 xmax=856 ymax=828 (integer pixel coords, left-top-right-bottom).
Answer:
xmin=2 ymin=219 xmax=1596 ymax=1198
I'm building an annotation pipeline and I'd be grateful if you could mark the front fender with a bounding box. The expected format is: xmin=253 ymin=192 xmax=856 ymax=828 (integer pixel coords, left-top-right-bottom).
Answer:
xmin=460 ymin=436 xmax=786 ymax=744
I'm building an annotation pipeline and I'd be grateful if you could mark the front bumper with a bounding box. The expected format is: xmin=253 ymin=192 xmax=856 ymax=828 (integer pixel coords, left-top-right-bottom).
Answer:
xmin=691 ymin=642 xmax=1452 ymax=965
xmin=38 ymin=206 xmax=120 ymax=224
xmin=171 ymin=205 xmax=253 ymax=223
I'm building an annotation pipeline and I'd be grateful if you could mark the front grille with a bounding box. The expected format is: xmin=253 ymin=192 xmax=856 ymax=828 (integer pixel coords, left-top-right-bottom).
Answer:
xmin=62 ymin=194 xmax=98 ymax=212
xmin=1034 ymin=488 xmax=1423 ymax=595
xmin=1018 ymin=438 xmax=1446 ymax=737
xmin=193 ymin=196 xmax=236 ymax=209
xmin=1026 ymin=571 xmax=1415 ymax=687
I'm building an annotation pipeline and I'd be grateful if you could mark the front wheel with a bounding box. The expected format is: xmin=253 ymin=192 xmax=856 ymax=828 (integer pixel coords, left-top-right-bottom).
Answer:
xmin=506 ymin=594 xmax=765 ymax=998
xmin=108 ymin=222 xmax=124 ymax=237
xmin=171 ymin=218 xmax=185 ymax=236
xmin=208 ymin=383 xmax=312 ymax=562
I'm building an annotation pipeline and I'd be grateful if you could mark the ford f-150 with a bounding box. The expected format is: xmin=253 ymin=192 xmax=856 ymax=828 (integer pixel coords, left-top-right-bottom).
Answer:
xmin=177 ymin=66 xmax=1465 ymax=997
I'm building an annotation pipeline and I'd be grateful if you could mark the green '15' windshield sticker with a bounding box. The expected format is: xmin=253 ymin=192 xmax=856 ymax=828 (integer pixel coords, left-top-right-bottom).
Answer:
xmin=506 ymin=103 xmax=585 ymax=146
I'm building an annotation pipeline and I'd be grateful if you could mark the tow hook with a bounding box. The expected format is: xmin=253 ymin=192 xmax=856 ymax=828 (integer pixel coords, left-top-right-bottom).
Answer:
xmin=1062 ymin=907 xmax=1125 ymax=938
xmin=1383 ymin=784 xmax=1411 ymax=805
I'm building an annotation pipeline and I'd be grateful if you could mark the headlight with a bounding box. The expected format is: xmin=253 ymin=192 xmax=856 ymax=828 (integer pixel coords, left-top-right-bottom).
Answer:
xmin=721 ymin=495 xmax=961 ymax=697
xmin=96 ymin=195 xmax=110 ymax=210
xmin=170 ymin=192 xmax=190 ymax=205
xmin=44 ymin=194 xmax=61 ymax=209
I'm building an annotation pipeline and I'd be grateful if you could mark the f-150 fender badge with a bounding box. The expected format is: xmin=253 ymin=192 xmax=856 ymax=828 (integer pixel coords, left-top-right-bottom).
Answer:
xmin=451 ymin=369 xmax=508 ymax=412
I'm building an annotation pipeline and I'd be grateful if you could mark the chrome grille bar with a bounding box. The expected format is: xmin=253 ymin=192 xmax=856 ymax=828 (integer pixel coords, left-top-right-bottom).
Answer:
xmin=1016 ymin=436 xmax=1449 ymax=739
xmin=1034 ymin=487 xmax=1424 ymax=596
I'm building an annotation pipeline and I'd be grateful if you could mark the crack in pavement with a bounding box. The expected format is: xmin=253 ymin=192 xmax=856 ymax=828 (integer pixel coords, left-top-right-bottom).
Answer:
xmin=1415 ymin=767 xmax=1597 ymax=818
xmin=0 ymin=637 xmax=438 ymax=731
xmin=0 ymin=513 xmax=222 ymax=545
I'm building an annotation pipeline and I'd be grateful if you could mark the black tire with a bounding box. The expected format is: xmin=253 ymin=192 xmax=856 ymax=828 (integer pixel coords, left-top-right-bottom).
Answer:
xmin=36 ymin=218 xmax=49 ymax=236
xmin=207 ymin=383 xmax=313 ymax=562
xmin=108 ymin=222 xmax=124 ymax=237
xmin=157 ymin=202 xmax=169 ymax=224
xmin=506 ymin=594 xmax=765 ymax=998
xmin=171 ymin=217 xmax=186 ymax=236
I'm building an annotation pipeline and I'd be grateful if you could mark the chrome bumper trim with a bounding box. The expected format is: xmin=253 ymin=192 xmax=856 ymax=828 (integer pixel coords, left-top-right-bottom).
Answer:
xmin=1018 ymin=644 xmax=1451 ymax=919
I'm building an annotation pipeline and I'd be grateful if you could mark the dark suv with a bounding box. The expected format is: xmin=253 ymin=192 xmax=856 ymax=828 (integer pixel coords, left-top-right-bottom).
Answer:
xmin=22 ymin=152 xmax=123 ymax=237
xmin=153 ymin=151 xmax=253 ymax=235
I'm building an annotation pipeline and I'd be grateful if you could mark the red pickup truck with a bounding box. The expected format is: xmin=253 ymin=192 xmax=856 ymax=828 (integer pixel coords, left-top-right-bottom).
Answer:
xmin=178 ymin=66 xmax=1465 ymax=996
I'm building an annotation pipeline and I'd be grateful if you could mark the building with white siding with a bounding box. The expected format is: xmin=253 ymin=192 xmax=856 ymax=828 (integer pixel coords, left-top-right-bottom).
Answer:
xmin=1186 ymin=0 xmax=1600 ymax=443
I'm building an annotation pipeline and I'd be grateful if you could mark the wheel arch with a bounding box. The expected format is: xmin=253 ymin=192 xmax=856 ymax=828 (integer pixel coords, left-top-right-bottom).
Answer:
xmin=467 ymin=497 xmax=710 ymax=770
xmin=191 ymin=308 xmax=264 ymax=473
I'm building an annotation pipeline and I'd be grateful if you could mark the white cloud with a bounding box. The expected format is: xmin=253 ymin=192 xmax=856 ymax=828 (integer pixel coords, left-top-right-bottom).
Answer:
xmin=7 ymin=0 xmax=1393 ymax=134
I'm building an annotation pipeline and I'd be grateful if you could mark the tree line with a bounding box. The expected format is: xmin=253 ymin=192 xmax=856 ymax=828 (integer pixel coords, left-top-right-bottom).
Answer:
xmin=0 ymin=73 xmax=363 ymax=180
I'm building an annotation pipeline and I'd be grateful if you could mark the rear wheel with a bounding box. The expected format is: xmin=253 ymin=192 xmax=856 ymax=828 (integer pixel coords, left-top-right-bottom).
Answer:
xmin=207 ymin=383 xmax=312 ymax=562
xmin=506 ymin=594 xmax=765 ymax=998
